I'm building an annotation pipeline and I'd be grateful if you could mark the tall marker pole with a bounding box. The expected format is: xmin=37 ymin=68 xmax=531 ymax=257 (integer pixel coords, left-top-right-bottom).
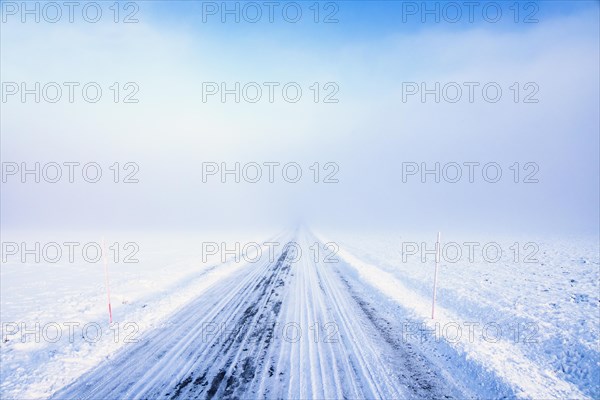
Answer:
xmin=431 ymin=232 xmax=441 ymax=319
xmin=102 ymin=237 xmax=113 ymax=324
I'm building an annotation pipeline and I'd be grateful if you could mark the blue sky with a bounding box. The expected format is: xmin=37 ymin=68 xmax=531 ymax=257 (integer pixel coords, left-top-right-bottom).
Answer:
xmin=143 ymin=1 xmax=599 ymax=33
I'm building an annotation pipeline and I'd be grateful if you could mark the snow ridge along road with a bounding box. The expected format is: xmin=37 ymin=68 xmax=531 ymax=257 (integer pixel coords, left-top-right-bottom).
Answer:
xmin=52 ymin=231 xmax=473 ymax=399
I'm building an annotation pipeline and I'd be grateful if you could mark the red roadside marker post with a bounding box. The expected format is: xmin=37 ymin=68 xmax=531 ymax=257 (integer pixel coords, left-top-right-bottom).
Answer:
xmin=102 ymin=237 xmax=113 ymax=324
xmin=431 ymin=232 xmax=441 ymax=319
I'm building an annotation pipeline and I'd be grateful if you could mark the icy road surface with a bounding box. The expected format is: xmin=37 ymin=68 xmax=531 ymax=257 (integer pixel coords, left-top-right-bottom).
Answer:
xmin=51 ymin=231 xmax=479 ymax=399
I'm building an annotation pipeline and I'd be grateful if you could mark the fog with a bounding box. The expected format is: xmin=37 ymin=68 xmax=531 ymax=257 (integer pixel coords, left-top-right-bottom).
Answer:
xmin=1 ymin=1 xmax=598 ymax=235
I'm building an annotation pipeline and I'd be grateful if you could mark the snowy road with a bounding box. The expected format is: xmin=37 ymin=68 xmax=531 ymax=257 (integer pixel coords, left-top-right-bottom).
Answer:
xmin=50 ymin=232 xmax=470 ymax=399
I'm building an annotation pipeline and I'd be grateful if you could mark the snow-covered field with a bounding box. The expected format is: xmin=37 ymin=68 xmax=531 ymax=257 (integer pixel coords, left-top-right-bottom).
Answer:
xmin=1 ymin=228 xmax=598 ymax=399
xmin=317 ymin=230 xmax=600 ymax=399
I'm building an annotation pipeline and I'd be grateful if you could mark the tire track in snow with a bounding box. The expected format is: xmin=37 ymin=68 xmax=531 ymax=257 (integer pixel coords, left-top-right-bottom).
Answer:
xmin=51 ymin=232 xmax=471 ymax=399
xmin=51 ymin=241 xmax=292 ymax=400
xmin=168 ymin=245 xmax=293 ymax=399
